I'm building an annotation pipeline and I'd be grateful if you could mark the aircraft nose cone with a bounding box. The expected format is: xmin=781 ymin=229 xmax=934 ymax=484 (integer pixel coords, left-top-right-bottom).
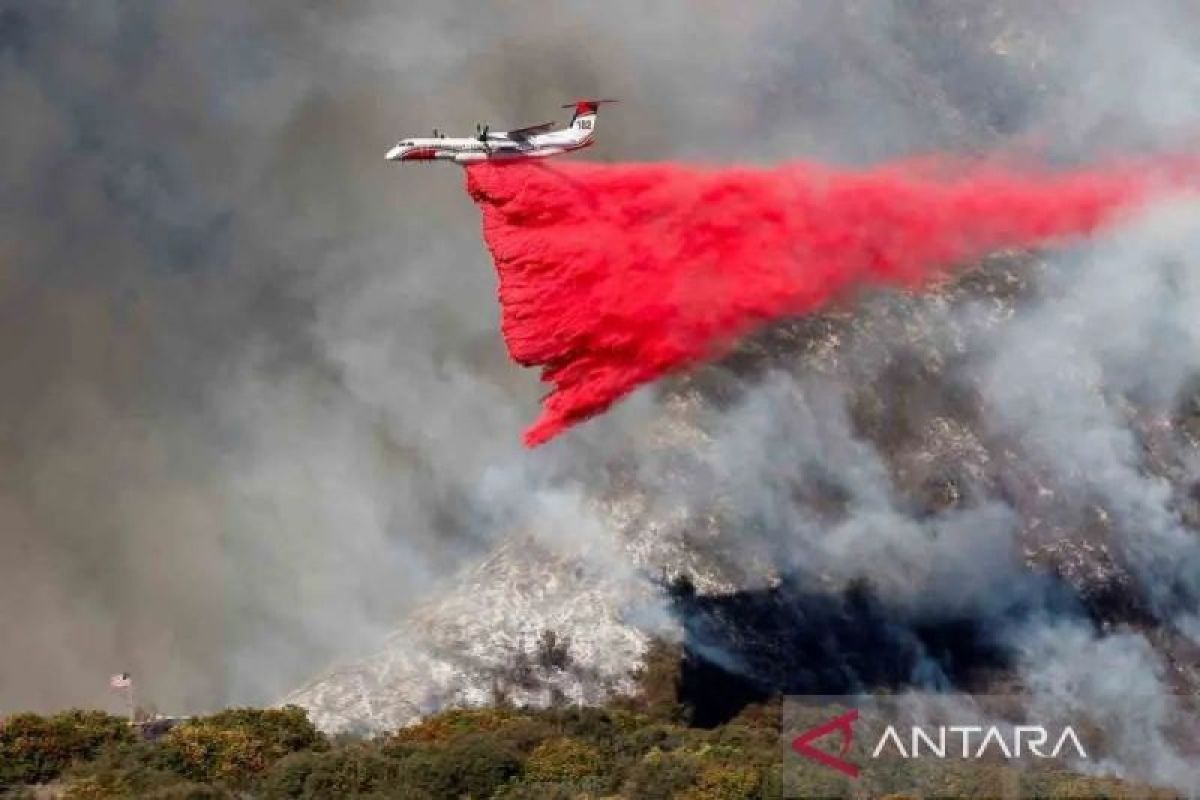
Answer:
xmin=385 ymin=145 xmax=403 ymax=161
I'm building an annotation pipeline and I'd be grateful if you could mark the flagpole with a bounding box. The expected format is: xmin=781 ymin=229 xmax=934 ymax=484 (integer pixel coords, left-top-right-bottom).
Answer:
xmin=126 ymin=677 xmax=136 ymax=724
xmin=109 ymin=673 xmax=136 ymax=724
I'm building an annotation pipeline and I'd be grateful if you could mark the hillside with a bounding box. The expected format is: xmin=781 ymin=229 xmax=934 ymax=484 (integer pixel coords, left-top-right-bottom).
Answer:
xmin=0 ymin=651 xmax=1181 ymax=798
xmin=288 ymin=246 xmax=1200 ymax=791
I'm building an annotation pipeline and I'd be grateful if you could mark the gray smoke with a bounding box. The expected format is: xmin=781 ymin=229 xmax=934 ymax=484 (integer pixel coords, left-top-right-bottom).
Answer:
xmin=0 ymin=0 xmax=832 ymax=714
xmin=4 ymin=5 xmax=1200 ymax=790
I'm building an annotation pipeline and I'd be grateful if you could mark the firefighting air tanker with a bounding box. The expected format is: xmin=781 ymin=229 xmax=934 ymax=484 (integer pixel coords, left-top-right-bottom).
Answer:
xmin=385 ymin=99 xmax=617 ymax=164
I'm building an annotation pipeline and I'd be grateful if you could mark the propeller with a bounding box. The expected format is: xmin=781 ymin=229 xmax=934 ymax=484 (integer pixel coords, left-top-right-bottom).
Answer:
xmin=474 ymin=123 xmax=492 ymax=151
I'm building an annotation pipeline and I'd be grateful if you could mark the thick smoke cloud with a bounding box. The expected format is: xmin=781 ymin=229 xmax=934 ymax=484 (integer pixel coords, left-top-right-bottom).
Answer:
xmin=977 ymin=202 xmax=1200 ymax=617
xmin=0 ymin=0 xmax=834 ymax=715
xmin=0 ymin=2 xmax=558 ymax=712
xmin=4 ymin=10 xmax=1200 ymax=793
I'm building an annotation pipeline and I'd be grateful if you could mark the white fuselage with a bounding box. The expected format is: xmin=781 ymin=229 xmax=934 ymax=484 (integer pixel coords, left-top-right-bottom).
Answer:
xmin=386 ymin=113 xmax=596 ymax=165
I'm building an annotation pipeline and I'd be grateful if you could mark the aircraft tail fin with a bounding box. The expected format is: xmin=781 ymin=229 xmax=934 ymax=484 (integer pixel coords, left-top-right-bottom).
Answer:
xmin=562 ymin=98 xmax=617 ymax=130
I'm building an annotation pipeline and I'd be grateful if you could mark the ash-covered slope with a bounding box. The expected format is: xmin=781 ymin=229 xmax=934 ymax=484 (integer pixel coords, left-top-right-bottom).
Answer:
xmin=285 ymin=533 xmax=653 ymax=734
xmin=290 ymin=239 xmax=1200 ymax=763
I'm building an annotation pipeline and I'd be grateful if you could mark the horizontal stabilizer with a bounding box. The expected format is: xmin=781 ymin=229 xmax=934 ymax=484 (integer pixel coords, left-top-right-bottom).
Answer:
xmin=560 ymin=99 xmax=619 ymax=113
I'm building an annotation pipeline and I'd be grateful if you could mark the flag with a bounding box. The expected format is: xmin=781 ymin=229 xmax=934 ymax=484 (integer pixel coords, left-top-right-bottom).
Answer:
xmin=110 ymin=673 xmax=132 ymax=689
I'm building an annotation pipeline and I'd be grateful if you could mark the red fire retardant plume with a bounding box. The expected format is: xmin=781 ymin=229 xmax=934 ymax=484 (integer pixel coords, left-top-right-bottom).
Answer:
xmin=465 ymin=158 xmax=1183 ymax=446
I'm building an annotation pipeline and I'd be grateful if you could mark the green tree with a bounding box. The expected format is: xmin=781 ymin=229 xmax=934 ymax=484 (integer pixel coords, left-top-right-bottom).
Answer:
xmin=629 ymin=640 xmax=689 ymax=723
xmin=260 ymin=745 xmax=405 ymax=799
xmin=395 ymin=734 xmax=522 ymax=799
xmin=0 ymin=710 xmax=133 ymax=785
xmin=159 ymin=706 xmax=324 ymax=788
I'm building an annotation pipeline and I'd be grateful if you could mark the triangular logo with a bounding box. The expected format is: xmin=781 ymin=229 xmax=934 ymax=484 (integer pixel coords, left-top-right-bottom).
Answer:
xmin=791 ymin=708 xmax=860 ymax=778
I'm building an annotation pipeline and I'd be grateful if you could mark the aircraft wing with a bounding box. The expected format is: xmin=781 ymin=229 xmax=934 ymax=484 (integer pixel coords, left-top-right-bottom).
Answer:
xmin=504 ymin=121 xmax=556 ymax=140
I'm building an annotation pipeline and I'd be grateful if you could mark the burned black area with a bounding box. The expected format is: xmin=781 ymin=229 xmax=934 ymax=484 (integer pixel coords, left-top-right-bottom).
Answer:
xmin=665 ymin=575 xmax=1012 ymax=727
xmin=662 ymin=568 xmax=1155 ymax=727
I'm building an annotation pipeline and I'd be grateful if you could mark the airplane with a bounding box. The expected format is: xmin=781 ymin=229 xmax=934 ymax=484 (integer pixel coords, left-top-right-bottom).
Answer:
xmin=385 ymin=99 xmax=617 ymax=164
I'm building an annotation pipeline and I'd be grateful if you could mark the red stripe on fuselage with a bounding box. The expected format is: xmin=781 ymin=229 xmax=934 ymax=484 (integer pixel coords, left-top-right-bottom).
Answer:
xmin=402 ymin=147 xmax=439 ymax=161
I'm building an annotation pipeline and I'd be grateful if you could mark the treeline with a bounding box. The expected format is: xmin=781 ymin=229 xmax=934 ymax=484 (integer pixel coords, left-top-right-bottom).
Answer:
xmin=0 ymin=643 xmax=1178 ymax=798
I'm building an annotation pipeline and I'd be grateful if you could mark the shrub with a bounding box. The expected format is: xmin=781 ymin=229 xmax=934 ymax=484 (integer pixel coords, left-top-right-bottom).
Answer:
xmin=395 ymin=734 xmax=522 ymax=798
xmin=728 ymin=700 xmax=782 ymax=731
xmin=0 ymin=692 xmax=1177 ymax=798
xmin=443 ymin=733 xmax=524 ymax=796
xmin=618 ymin=722 xmax=690 ymax=759
xmin=525 ymin=737 xmax=605 ymax=783
xmin=62 ymin=738 xmax=188 ymax=796
xmin=300 ymin=747 xmax=395 ymax=798
xmin=678 ymin=762 xmax=761 ymax=800
xmin=631 ymin=640 xmax=686 ymax=721
xmin=389 ymin=707 xmax=517 ymax=746
xmin=62 ymin=776 xmax=125 ymax=799
xmin=494 ymin=783 xmax=579 ymax=800
xmin=0 ymin=710 xmax=134 ymax=785
xmin=489 ymin=716 xmax=557 ymax=756
xmin=623 ymin=751 xmax=699 ymax=800
xmin=257 ymin=751 xmax=322 ymax=799
xmin=495 ymin=777 xmax=611 ymax=799
xmin=259 ymin=744 xmax=405 ymax=799
xmin=64 ymin=770 xmax=235 ymax=800
xmin=136 ymin=781 xmax=235 ymax=799
xmin=195 ymin=706 xmax=323 ymax=754
xmin=159 ymin=706 xmax=324 ymax=788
